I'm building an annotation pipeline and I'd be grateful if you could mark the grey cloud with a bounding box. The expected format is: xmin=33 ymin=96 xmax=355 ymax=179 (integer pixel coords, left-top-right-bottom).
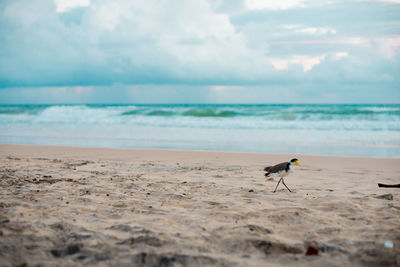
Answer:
xmin=0 ymin=0 xmax=398 ymax=104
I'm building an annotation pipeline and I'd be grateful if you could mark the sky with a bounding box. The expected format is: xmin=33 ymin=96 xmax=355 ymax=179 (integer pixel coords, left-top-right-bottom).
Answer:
xmin=0 ymin=0 xmax=399 ymax=104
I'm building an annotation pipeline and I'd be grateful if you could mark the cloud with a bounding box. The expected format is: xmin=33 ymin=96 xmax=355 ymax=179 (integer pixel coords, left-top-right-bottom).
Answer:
xmin=1 ymin=0 xmax=273 ymax=87
xmin=298 ymin=27 xmax=337 ymax=34
xmin=268 ymin=54 xmax=326 ymax=72
xmin=333 ymin=52 xmax=349 ymax=60
xmin=54 ymin=0 xmax=90 ymax=13
xmin=0 ymin=0 xmax=399 ymax=106
xmin=281 ymin=24 xmax=302 ymax=30
xmin=245 ymin=0 xmax=303 ymax=10
xmin=374 ymin=35 xmax=400 ymax=59
xmin=281 ymin=24 xmax=337 ymax=34
xmin=365 ymin=0 xmax=400 ymax=3
xmin=268 ymin=37 xmax=369 ymax=47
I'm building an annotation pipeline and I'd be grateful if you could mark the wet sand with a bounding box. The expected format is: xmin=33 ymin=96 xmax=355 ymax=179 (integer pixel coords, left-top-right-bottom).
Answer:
xmin=0 ymin=144 xmax=399 ymax=266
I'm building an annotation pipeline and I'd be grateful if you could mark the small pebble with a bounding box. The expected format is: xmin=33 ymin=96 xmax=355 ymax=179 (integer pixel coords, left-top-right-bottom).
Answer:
xmin=106 ymin=194 xmax=109 ymax=196
xmin=306 ymin=246 xmax=319 ymax=255
xmin=384 ymin=241 xmax=393 ymax=248
xmin=248 ymin=189 xmax=254 ymax=192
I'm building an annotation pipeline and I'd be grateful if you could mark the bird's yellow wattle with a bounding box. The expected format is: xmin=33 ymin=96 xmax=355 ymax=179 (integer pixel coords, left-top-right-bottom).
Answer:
xmin=295 ymin=160 xmax=300 ymax=166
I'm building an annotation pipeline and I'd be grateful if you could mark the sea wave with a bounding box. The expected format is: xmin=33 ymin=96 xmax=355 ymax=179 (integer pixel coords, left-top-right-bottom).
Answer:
xmin=0 ymin=104 xmax=399 ymax=131
xmin=119 ymin=105 xmax=400 ymax=118
xmin=182 ymin=108 xmax=239 ymax=117
xmin=0 ymin=105 xmax=47 ymax=115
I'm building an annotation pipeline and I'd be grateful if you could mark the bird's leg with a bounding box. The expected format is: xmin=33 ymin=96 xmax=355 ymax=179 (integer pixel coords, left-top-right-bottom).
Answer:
xmin=273 ymin=178 xmax=282 ymax=193
xmin=281 ymin=179 xmax=292 ymax=192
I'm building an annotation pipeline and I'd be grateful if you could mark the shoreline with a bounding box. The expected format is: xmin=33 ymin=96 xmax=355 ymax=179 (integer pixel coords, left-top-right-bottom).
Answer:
xmin=1 ymin=143 xmax=399 ymax=160
xmin=0 ymin=143 xmax=399 ymax=266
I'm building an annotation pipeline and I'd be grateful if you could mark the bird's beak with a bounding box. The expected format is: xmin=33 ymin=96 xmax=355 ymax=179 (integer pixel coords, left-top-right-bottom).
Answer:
xmin=295 ymin=160 xmax=300 ymax=166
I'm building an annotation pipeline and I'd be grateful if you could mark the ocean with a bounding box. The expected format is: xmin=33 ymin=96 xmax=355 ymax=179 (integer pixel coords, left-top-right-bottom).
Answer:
xmin=0 ymin=104 xmax=399 ymax=157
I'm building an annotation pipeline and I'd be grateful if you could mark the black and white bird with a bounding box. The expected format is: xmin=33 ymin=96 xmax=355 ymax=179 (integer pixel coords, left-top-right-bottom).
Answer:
xmin=264 ymin=158 xmax=300 ymax=192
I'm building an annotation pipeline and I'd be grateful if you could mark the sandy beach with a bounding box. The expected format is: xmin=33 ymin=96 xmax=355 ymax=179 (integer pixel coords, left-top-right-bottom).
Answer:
xmin=0 ymin=144 xmax=399 ymax=266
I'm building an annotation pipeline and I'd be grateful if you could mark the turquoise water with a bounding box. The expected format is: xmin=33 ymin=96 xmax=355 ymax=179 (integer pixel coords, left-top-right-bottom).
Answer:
xmin=0 ymin=104 xmax=399 ymax=157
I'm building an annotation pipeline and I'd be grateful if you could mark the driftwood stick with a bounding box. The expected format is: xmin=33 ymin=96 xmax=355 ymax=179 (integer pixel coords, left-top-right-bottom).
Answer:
xmin=378 ymin=183 xmax=400 ymax=188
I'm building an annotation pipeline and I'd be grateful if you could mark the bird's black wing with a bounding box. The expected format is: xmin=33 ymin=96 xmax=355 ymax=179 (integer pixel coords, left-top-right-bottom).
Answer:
xmin=266 ymin=162 xmax=290 ymax=174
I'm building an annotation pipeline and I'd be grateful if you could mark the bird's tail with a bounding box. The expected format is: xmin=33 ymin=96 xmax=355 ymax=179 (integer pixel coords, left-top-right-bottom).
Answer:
xmin=264 ymin=166 xmax=272 ymax=177
xmin=264 ymin=166 xmax=272 ymax=172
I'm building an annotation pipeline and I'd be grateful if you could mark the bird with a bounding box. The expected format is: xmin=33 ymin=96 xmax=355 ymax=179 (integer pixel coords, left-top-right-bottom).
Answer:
xmin=264 ymin=158 xmax=300 ymax=192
